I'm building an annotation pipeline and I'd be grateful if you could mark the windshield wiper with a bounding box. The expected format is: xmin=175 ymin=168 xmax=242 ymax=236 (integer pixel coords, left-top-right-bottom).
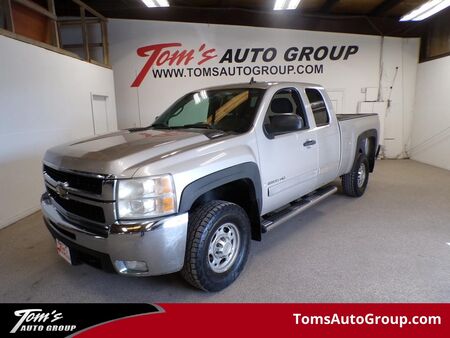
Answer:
xmin=128 ymin=126 xmax=150 ymax=132
xmin=151 ymin=123 xmax=171 ymax=129
xmin=152 ymin=122 xmax=220 ymax=131
xmin=177 ymin=123 xmax=214 ymax=129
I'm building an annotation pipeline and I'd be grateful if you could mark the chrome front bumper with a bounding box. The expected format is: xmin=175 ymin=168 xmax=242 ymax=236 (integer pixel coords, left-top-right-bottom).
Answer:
xmin=41 ymin=193 xmax=188 ymax=276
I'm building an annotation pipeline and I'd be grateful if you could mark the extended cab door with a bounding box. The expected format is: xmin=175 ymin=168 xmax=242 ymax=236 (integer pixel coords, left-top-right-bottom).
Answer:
xmin=256 ymin=87 xmax=319 ymax=214
xmin=304 ymin=88 xmax=341 ymax=186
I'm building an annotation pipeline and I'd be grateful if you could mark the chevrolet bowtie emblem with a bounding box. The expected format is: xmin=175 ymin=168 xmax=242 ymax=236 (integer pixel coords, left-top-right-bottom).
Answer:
xmin=55 ymin=181 xmax=70 ymax=200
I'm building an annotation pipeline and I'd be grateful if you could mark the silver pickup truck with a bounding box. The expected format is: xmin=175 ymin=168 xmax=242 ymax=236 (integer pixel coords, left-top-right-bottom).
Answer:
xmin=41 ymin=81 xmax=379 ymax=291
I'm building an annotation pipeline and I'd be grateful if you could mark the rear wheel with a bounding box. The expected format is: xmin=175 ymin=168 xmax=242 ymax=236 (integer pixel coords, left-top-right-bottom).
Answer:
xmin=342 ymin=154 xmax=369 ymax=197
xmin=181 ymin=200 xmax=251 ymax=291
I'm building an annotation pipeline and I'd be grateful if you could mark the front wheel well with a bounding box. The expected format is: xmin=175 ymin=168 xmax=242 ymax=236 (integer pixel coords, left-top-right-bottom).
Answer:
xmin=191 ymin=179 xmax=261 ymax=241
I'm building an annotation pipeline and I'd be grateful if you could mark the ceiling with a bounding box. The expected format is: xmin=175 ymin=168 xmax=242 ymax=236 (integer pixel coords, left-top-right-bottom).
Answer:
xmin=55 ymin=0 xmax=439 ymax=37
xmin=170 ymin=0 xmax=429 ymax=17
xmin=57 ymin=0 xmax=430 ymax=17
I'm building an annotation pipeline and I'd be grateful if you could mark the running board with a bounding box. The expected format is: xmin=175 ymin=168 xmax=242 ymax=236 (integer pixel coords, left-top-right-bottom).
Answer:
xmin=261 ymin=185 xmax=338 ymax=232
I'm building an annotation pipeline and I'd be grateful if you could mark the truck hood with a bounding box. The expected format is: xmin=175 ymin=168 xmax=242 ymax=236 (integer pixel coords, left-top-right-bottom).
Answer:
xmin=44 ymin=129 xmax=212 ymax=177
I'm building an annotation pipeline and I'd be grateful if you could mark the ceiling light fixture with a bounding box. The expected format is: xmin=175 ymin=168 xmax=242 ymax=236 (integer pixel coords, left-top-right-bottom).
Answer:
xmin=274 ymin=0 xmax=301 ymax=11
xmin=400 ymin=0 xmax=450 ymax=21
xmin=142 ymin=0 xmax=170 ymax=8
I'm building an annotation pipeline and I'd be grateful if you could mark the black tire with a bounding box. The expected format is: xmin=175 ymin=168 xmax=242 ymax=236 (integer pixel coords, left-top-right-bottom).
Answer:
xmin=341 ymin=154 xmax=369 ymax=197
xmin=181 ymin=200 xmax=251 ymax=291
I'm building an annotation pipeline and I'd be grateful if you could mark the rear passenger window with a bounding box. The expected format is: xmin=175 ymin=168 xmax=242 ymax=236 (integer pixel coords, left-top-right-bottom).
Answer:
xmin=305 ymin=88 xmax=329 ymax=127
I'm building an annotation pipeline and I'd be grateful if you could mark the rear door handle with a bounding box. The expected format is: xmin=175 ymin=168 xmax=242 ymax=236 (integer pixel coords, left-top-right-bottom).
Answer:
xmin=303 ymin=139 xmax=316 ymax=147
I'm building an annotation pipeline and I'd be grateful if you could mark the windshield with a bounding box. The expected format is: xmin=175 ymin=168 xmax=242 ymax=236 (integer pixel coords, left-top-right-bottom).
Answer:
xmin=153 ymin=88 xmax=265 ymax=133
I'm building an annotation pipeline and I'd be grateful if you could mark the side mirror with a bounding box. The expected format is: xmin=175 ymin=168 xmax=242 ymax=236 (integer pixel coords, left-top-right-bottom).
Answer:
xmin=268 ymin=114 xmax=303 ymax=134
xmin=154 ymin=116 xmax=159 ymax=121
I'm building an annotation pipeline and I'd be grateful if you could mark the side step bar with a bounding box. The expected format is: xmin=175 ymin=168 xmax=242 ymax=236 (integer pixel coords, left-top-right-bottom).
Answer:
xmin=261 ymin=185 xmax=338 ymax=232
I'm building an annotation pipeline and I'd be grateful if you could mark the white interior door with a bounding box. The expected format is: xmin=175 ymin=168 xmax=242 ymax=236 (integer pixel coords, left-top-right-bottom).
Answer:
xmin=91 ymin=94 xmax=109 ymax=135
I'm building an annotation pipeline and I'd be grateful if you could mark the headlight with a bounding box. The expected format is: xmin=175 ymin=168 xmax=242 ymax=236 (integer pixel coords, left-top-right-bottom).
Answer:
xmin=117 ymin=175 xmax=176 ymax=219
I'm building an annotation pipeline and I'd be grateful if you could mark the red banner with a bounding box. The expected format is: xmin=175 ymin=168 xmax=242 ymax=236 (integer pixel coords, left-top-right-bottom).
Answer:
xmin=76 ymin=304 xmax=448 ymax=338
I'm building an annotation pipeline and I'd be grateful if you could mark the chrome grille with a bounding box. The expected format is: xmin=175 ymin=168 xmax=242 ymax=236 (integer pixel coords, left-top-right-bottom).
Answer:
xmin=47 ymin=188 xmax=106 ymax=223
xmin=43 ymin=164 xmax=103 ymax=195
xmin=43 ymin=163 xmax=116 ymax=237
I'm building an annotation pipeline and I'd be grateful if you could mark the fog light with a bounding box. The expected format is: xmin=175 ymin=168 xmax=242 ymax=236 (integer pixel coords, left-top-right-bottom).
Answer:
xmin=114 ymin=260 xmax=148 ymax=274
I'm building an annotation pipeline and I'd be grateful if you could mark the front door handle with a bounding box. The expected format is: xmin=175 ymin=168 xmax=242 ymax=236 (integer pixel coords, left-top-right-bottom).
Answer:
xmin=303 ymin=139 xmax=316 ymax=147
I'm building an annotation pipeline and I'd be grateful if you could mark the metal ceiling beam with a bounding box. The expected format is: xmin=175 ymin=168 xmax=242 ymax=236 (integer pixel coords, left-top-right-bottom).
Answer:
xmin=320 ymin=0 xmax=340 ymax=13
xmin=88 ymin=6 xmax=422 ymax=37
xmin=370 ymin=0 xmax=403 ymax=16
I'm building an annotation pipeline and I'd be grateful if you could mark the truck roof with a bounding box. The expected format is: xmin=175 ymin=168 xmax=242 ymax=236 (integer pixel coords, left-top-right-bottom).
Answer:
xmin=202 ymin=81 xmax=323 ymax=91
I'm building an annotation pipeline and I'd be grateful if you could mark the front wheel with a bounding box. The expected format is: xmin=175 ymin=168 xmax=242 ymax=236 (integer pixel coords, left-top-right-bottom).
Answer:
xmin=341 ymin=154 xmax=369 ymax=197
xmin=181 ymin=200 xmax=251 ymax=291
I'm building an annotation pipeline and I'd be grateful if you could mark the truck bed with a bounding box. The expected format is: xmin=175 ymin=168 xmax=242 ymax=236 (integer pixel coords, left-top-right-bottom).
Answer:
xmin=337 ymin=113 xmax=379 ymax=177
xmin=336 ymin=113 xmax=377 ymax=121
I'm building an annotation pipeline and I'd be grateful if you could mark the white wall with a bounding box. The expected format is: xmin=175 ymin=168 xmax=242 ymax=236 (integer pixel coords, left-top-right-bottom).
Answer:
xmin=108 ymin=19 xmax=420 ymax=159
xmin=377 ymin=37 xmax=420 ymax=158
xmin=0 ymin=35 xmax=117 ymax=229
xmin=409 ymin=55 xmax=450 ymax=170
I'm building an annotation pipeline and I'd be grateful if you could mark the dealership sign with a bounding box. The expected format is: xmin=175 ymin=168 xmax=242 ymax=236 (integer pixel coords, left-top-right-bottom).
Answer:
xmin=131 ymin=43 xmax=360 ymax=87
xmin=1 ymin=303 xmax=447 ymax=338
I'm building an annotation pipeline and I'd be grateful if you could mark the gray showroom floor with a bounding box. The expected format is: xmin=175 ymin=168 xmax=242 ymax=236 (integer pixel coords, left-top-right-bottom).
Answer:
xmin=1 ymin=159 xmax=449 ymax=303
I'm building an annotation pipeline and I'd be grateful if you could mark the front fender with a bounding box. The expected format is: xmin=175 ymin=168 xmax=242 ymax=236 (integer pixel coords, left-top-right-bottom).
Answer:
xmin=178 ymin=162 xmax=262 ymax=213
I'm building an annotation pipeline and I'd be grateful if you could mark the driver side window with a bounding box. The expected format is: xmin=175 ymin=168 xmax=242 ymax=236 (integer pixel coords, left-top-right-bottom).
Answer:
xmin=264 ymin=88 xmax=308 ymax=135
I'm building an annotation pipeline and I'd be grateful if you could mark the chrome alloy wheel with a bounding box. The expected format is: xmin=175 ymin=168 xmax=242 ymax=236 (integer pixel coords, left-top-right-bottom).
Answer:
xmin=357 ymin=162 xmax=367 ymax=188
xmin=208 ymin=223 xmax=240 ymax=273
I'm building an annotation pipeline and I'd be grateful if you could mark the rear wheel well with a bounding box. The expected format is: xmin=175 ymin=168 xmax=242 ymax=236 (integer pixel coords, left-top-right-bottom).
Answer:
xmin=362 ymin=136 xmax=377 ymax=172
xmin=355 ymin=133 xmax=377 ymax=173
xmin=191 ymin=179 xmax=261 ymax=241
